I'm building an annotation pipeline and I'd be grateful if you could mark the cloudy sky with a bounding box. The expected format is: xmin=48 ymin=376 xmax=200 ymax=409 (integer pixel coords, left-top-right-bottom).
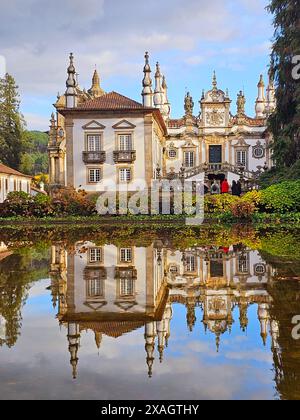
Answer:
xmin=0 ymin=0 xmax=274 ymax=130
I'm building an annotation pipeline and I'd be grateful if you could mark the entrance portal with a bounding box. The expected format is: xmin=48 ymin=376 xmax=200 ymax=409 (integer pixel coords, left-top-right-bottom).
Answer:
xmin=209 ymin=145 xmax=222 ymax=164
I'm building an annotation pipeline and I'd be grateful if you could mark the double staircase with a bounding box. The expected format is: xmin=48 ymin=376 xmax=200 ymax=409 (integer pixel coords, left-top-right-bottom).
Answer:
xmin=167 ymin=162 xmax=259 ymax=181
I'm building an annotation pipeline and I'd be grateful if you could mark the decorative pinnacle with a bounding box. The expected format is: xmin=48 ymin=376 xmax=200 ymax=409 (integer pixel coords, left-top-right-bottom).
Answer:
xmin=68 ymin=53 xmax=75 ymax=73
xmin=143 ymin=51 xmax=151 ymax=72
xmin=213 ymin=71 xmax=217 ymax=89
xmin=258 ymin=74 xmax=265 ymax=87
xmin=155 ymin=62 xmax=161 ymax=77
xmin=145 ymin=51 xmax=149 ymax=65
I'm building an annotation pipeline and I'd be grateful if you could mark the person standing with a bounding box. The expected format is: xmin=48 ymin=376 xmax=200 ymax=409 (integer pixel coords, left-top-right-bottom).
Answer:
xmin=232 ymin=180 xmax=239 ymax=196
xmin=211 ymin=180 xmax=220 ymax=195
xmin=221 ymin=178 xmax=230 ymax=194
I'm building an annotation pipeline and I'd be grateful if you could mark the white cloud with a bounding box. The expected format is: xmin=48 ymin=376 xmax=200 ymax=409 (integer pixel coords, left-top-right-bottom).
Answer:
xmin=23 ymin=113 xmax=50 ymax=131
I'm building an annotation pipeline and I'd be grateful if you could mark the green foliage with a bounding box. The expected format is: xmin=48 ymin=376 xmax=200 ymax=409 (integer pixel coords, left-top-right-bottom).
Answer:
xmin=0 ymin=191 xmax=34 ymax=217
xmin=20 ymin=131 xmax=49 ymax=175
xmin=52 ymin=188 xmax=97 ymax=217
xmin=0 ymin=189 xmax=97 ymax=218
xmin=267 ymin=1 xmax=300 ymax=167
xmin=204 ymin=194 xmax=240 ymax=215
xmin=0 ymin=73 xmax=25 ymax=169
xmin=242 ymin=190 xmax=262 ymax=207
xmin=259 ymin=161 xmax=300 ymax=188
xmin=230 ymin=201 xmax=256 ymax=220
xmin=260 ymin=180 xmax=300 ymax=213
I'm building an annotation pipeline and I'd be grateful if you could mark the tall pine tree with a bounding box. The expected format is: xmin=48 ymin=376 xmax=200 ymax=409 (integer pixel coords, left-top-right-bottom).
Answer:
xmin=267 ymin=0 xmax=300 ymax=167
xmin=0 ymin=73 xmax=25 ymax=169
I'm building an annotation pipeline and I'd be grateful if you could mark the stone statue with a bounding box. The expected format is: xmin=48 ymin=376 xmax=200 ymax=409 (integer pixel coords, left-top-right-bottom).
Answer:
xmin=184 ymin=92 xmax=194 ymax=116
xmin=237 ymin=91 xmax=246 ymax=115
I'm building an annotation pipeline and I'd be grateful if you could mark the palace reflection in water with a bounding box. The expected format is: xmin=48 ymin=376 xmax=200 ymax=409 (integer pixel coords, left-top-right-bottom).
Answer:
xmin=49 ymin=241 xmax=280 ymax=380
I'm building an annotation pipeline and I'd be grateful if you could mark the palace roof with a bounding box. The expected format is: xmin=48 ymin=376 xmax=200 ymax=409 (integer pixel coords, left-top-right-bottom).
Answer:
xmin=0 ymin=163 xmax=32 ymax=178
xmin=78 ymin=91 xmax=145 ymax=111
xmin=79 ymin=321 xmax=145 ymax=338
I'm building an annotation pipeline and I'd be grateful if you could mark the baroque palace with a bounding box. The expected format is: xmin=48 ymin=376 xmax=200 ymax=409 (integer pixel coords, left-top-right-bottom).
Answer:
xmin=48 ymin=53 xmax=276 ymax=193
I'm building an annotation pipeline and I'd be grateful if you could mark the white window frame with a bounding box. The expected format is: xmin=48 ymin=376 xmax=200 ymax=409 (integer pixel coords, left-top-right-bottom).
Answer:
xmin=120 ymin=278 xmax=135 ymax=297
xmin=236 ymin=150 xmax=248 ymax=167
xmin=184 ymin=151 xmax=195 ymax=168
xmin=120 ymin=248 xmax=133 ymax=263
xmin=88 ymin=168 xmax=102 ymax=183
xmin=89 ymin=248 xmax=102 ymax=264
xmin=119 ymin=168 xmax=132 ymax=183
xmin=238 ymin=255 xmax=249 ymax=274
xmin=87 ymin=134 xmax=101 ymax=152
xmin=118 ymin=134 xmax=133 ymax=151
xmin=186 ymin=255 xmax=196 ymax=273
xmin=87 ymin=278 xmax=104 ymax=298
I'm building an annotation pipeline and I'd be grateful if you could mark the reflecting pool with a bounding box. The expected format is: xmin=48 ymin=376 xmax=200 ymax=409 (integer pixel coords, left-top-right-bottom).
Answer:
xmin=0 ymin=225 xmax=300 ymax=400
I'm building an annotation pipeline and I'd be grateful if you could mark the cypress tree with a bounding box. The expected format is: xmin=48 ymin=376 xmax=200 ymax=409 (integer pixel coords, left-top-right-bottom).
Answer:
xmin=0 ymin=73 xmax=25 ymax=169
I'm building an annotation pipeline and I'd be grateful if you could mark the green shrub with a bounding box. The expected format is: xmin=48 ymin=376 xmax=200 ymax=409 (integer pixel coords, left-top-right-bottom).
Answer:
xmin=230 ymin=201 xmax=256 ymax=220
xmin=204 ymin=194 xmax=240 ymax=215
xmin=242 ymin=190 xmax=262 ymax=207
xmin=260 ymin=181 xmax=300 ymax=213
xmin=32 ymin=194 xmax=54 ymax=217
xmin=52 ymin=188 xmax=97 ymax=216
xmin=0 ymin=192 xmax=34 ymax=217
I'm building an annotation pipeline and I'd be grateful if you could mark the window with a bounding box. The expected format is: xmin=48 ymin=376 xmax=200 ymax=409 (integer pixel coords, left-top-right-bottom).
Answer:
xmin=87 ymin=278 xmax=104 ymax=298
xmin=87 ymin=135 xmax=101 ymax=151
xmin=186 ymin=255 xmax=196 ymax=272
xmin=119 ymin=168 xmax=132 ymax=183
xmin=238 ymin=254 xmax=249 ymax=274
xmin=168 ymin=149 xmax=177 ymax=159
xmin=88 ymin=168 xmax=101 ymax=183
xmin=120 ymin=248 xmax=132 ymax=263
xmin=254 ymin=263 xmax=266 ymax=275
xmin=169 ymin=265 xmax=178 ymax=274
xmin=236 ymin=150 xmax=247 ymax=167
xmin=120 ymin=278 xmax=134 ymax=297
xmin=119 ymin=134 xmax=132 ymax=151
xmin=184 ymin=151 xmax=195 ymax=168
xmin=253 ymin=146 xmax=265 ymax=159
xmin=89 ymin=248 xmax=102 ymax=264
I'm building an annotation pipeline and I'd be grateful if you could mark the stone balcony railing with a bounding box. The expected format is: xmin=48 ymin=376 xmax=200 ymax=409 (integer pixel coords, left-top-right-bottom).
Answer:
xmin=82 ymin=151 xmax=106 ymax=164
xmin=113 ymin=150 xmax=136 ymax=163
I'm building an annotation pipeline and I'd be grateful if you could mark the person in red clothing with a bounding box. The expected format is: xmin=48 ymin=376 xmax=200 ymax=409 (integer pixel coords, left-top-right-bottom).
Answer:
xmin=221 ymin=178 xmax=230 ymax=194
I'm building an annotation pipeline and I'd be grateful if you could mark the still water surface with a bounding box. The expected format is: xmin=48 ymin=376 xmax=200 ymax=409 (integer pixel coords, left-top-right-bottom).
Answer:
xmin=0 ymin=225 xmax=300 ymax=400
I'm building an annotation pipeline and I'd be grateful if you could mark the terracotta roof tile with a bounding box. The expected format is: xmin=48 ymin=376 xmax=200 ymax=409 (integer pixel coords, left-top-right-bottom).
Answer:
xmin=79 ymin=321 xmax=145 ymax=338
xmin=0 ymin=163 xmax=32 ymax=178
xmin=78 ymin=91 xmax=145 ymax=110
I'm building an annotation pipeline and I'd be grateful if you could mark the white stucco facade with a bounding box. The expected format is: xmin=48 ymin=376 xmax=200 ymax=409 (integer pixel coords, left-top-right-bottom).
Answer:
xmin=0 ymin=165 xmax=31 ymax=203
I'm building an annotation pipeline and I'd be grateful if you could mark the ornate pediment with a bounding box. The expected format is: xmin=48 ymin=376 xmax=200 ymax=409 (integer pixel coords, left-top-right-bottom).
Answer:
xmin=112 ymin=120 xmax=136 ymax=130
xmin=234 ymin=137 xmax=250 ymax=148
xmin=82 ymin=120 xmax=106 ymax=130
xmin=182 ymin=140 xmax=197 ymax=148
